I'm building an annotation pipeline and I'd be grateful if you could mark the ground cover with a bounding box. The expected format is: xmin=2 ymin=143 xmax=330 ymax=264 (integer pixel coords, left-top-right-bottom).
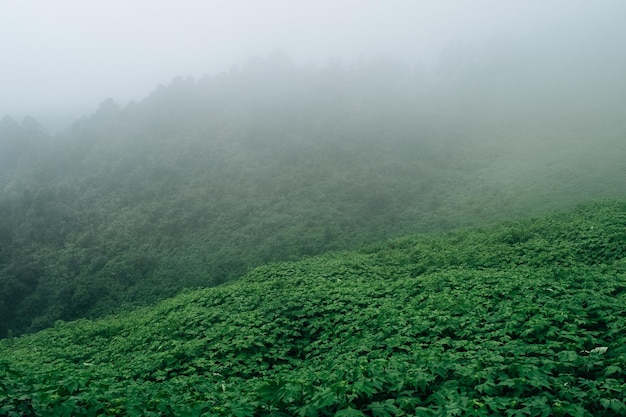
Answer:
xmin=1 ymin=200 xmax=625 ymax=416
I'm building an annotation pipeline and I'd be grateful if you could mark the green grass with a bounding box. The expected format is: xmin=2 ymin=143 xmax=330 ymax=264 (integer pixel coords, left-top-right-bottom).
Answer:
xmin=1 ymin=200 xmax=626 ymax=416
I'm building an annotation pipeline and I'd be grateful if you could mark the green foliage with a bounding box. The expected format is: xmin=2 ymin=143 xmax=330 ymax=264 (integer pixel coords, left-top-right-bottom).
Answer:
xmin=1 ymin=201 xmax=626 ymax=415
xmin=3 ymin=54 xmax=626 ymax=338
xmin=0 ymin=67 xmax=474 ymax=337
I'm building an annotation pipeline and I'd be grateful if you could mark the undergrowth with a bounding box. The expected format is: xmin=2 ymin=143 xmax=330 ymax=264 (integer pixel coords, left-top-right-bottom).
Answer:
xmin=1 ymin=200 xmax=625 ymax=416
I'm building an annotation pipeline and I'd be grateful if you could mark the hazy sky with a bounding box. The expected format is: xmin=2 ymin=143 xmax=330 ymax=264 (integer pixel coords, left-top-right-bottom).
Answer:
xmin=0 ymin=0 xmax=617 ymax=129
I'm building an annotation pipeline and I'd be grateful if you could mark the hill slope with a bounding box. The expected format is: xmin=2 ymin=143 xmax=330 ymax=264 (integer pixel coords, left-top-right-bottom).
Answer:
xmin=3 ymin=49 xmax=626 ymax=338
xmin=2 ymin=200 xmax=625 ymax=416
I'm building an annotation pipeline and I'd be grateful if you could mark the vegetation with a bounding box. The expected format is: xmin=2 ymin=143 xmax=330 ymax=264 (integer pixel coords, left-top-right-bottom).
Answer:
xmin=2 ymin=17 xmax=625 ymax=416
xmin=1 ymin=200 xmax=625 ymax=416
xmin=2 ymin=46 xmax=626 ymax=338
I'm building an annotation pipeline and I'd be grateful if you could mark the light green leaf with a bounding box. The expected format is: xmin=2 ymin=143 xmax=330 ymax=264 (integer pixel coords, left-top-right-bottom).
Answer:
xmin=604 ymin=365 xmax=622 ymax=376
xmin=335 ymin=407 xmax=367 ymax=417
xmin=589 ymin=346 xmax=608 ymax=355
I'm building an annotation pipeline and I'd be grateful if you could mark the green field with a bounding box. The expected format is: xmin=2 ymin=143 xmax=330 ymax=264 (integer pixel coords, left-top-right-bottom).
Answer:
xmin=2 ymin=200 xmax=625 ymax=416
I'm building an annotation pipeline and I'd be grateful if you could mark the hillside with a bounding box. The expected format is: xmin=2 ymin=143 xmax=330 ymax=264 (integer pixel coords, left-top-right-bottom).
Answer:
xmin=1 ymin=201 xmax=626 ymax=416
xmin=2 ymin=38 xmax=626 ymax=338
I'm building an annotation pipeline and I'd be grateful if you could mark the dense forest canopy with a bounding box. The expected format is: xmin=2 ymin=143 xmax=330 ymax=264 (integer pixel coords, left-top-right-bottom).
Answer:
xmin=1 ymin=31 xmax=625 ymax=338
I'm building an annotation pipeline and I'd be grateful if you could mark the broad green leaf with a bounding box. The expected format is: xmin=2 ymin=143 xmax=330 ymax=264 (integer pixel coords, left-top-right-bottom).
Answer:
xmin=368 ymin=400 xmax=401 ymax=417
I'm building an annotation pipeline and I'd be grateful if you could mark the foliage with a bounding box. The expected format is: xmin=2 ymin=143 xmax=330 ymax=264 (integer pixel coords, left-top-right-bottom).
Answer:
xmin=2 ymin=52 xmax=626 ymax=338
xmin=1 ymin=201 xmax=626 ymax=416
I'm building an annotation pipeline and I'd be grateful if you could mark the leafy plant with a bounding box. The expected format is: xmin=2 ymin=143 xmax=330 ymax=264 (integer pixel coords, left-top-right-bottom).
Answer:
xmin=1 ymin=201 xmax=626 ymax=415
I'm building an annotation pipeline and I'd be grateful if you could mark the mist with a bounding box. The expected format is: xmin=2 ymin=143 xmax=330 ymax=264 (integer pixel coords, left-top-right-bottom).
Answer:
xmin=4 ymin=3 xmax=626 ymax=411
xmin=2 ymin=0 xmax=626 ymax=329
xmin=2 ymin=0 xmax=623 ymax=130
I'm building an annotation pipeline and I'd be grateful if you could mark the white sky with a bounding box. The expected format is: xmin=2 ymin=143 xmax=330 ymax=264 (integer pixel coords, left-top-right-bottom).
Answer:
xmin=0 ymin=0 xmax=616 ymax=129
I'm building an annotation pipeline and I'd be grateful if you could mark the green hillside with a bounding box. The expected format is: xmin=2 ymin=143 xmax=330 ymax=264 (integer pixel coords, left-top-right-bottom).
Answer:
xmin=2 ymin=49 xmax=626 ymax=338
xmin=2 ymin=201 xmax=625 ymax=416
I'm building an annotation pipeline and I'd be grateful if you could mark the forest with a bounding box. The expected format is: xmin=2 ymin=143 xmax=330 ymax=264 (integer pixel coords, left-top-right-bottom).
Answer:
xmin=2 ymin=34 xmax=625 ymax=339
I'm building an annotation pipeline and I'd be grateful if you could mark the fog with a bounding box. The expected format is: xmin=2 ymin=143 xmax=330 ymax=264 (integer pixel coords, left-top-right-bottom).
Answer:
xmin=2 ymin=0 xmax=621 ymax=130
xmin=3 ymin=0 xmax=626 ymax=342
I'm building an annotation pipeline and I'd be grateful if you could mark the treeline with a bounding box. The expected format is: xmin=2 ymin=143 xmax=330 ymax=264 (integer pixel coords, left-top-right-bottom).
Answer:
xmin=1 ymin=35 xmax=625 ymax=337
xmin=0 ymin=57 xmax=462 ymax=337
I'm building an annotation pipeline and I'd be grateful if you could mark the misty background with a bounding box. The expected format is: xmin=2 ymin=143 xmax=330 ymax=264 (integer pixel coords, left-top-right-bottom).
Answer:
xmin=3 ymin=0 xmax=623 ymax=130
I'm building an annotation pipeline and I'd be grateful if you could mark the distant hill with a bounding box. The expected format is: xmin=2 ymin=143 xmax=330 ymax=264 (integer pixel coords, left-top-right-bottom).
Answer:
xmin=1 ymin=200 xmax=625 ymax=416
xmin=1 ymin=44 xmax=626 ymax=338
